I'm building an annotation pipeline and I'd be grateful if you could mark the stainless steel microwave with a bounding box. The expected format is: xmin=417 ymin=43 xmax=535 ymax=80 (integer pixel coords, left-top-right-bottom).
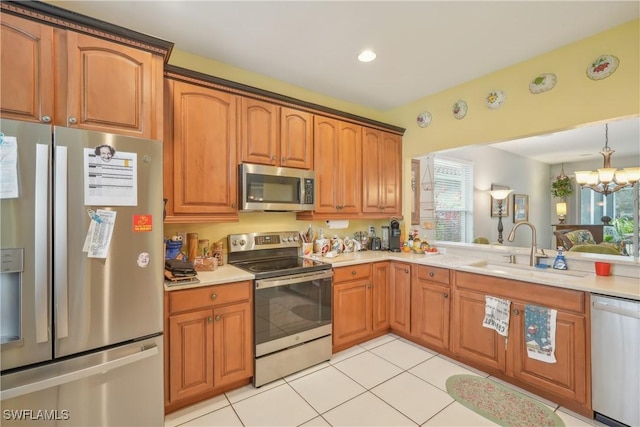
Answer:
xmin=238 ymin=163 xmax=315 ymax=211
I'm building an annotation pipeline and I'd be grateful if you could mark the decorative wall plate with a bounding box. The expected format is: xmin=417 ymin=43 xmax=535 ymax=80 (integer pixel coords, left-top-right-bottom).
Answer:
xmin=529 ymin=73 xmax=557 ymax=94
xmin=452 ymin=100 xmax=468 ymax=119
xmin=586 ymin=55 xmax=619 ymax=80
xmin=417 ymin=111 xmax=432 ymax=127
xmin=485 ymin=90 xmax=505 ymax=109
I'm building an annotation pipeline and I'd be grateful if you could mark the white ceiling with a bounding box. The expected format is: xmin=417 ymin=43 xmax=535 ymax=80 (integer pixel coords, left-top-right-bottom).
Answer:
xmin=52 ymin=1 xmax=639 ymax=111
xmin=490 ymin=116 xmax=640 ymax=165
xmin=50 ymin=1 xmax=639 ymax=164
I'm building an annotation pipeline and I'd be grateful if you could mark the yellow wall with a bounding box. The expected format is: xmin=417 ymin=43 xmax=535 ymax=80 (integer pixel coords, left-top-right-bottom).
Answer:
xmin=168 ymin=50 xmax=388 ymax=123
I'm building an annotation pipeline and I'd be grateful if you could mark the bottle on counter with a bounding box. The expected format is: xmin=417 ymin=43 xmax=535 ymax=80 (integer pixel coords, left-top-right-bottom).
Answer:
xmin=553 ymin=247 xmax=568 ymax=270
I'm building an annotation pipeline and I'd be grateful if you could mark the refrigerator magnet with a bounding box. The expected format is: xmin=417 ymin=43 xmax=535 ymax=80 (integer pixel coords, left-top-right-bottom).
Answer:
xmin=133 ymin=214 xmax=153 ymax=232
xmin=137 ymin=252 xmax=150 ymax=268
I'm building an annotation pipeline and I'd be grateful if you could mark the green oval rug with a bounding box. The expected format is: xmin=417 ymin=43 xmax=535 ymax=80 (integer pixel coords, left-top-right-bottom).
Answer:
xmin=446 ymin=374 xmax=565 ymax=427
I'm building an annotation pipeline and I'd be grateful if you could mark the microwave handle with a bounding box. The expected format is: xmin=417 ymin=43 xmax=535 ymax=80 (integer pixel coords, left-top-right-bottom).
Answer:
xmin=298 ymin=179 xmax=303 ymax=204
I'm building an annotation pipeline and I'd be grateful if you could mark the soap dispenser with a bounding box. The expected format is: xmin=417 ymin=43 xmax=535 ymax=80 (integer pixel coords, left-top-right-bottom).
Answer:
xmin=553 ymin=247 xmax=568 ymax=270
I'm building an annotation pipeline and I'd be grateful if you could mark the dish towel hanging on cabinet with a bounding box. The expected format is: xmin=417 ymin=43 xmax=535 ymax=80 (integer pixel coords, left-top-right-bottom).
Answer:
xmin=524 ymin=304 xmax=557 ymax=363
xmin=482 ymin=296 xmax=511 ymax=337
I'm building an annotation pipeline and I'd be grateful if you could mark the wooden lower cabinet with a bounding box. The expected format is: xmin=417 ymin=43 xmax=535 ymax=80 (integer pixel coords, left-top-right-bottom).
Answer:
xmin=389 ymin=262 xmax=411 ymax=334
xmin=509 ymin=302 xmax=588 ymax=404
xmin=332 ymin=263 xmax=389 ymax=351
xmin=410 ymin=265 xmax=451 ymax=351
xmin=451 ymin=271 xmax=591 ymax=416
xmin=371 ymin=262 xmax=391 ymax=333
xmin=165 ymin=281 xmax=253 ymax=413
xmin=450 ymin=287 xmax=506 ymax=370
xmin=332 ymin=264 xmax=372 ymax=350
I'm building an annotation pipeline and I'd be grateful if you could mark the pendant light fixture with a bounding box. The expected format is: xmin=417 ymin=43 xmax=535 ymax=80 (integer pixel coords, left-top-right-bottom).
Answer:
xmin=574 ymin=123 xmax=640 ymax=196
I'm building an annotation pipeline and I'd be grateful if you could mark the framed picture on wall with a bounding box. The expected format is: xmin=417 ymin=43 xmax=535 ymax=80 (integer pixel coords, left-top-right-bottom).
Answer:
xmin=513 ymin=194 xmax=529 ymax=223
xmin=490 ymin=184 xmax=511 ymax=217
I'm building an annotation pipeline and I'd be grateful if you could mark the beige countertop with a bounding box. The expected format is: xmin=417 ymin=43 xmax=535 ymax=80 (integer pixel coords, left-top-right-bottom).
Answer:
xmin=164 ymin=250 xmax=640 ymax=301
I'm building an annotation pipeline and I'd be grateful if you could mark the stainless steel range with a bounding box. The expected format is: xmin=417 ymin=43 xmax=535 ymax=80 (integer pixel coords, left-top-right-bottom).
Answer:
xmin=228 ymin=232 xmax=333 ymax=387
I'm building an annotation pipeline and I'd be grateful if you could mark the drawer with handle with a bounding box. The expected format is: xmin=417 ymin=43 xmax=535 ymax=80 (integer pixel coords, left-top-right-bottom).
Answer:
xmin=169 ymin=281 xmax=252 ymax=314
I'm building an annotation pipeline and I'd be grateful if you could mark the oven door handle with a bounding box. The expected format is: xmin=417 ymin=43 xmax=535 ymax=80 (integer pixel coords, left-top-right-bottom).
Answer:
xmin=255 ymin=270 xmax=333 ymax=289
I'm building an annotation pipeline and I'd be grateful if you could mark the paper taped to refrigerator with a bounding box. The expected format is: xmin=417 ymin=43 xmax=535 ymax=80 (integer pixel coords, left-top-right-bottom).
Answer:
xmin=0 ymin=135 xmax=19 ymax=199
xmin=84 ymin=148 xmax=137 ymax=206
xmin=83 ymin=209 xmax=117 ymax=258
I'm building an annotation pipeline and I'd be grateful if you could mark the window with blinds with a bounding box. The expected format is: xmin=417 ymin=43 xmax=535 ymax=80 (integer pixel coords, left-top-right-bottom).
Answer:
xmin=434 ymin=156 xmax=474 ymax=242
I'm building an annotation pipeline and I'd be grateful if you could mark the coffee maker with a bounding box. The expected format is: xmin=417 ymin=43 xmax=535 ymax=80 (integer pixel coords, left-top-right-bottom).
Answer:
xmin=389 ymin=219 xmax=401 ymax=252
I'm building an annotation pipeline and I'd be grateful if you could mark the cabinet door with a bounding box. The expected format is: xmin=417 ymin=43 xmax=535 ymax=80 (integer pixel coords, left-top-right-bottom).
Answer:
xmin=65 ymin=31 xmax=162 ymax=138
xmin=389 ymin=262 xmax=411 ymax=333
xmin=362 ymin=129 xmax=402 ymax=215
xmin=313 ymin=117 xmax=340 ymax=213
xmin=451 ymin=288 xmax=506 ymax=371
xmin=280 ymin=107 xmax=313 ymax=169
xmin=168 ymin=309 xmax=214 ymax=403
xmin=240 ymin=98 xmax=279 ymax=166
xmin=411 ymin=277 xmax=450 ymax=350
xmin=332 ymin=279 xmax=371 ymax=348
xmin=170 ymin=80 xmax=238 ymax=215
xmin=336 ymin=121 xmax=362 ymax=213
xmin=371 ymin=262 xmax=390 ymax=333
xmin=509 ymin=303 xmax=588 ymax=404
xmin=0 ymin=13 xmax=54 ymax=123
xmin=213 ymin=301 xmax=253 ymax=387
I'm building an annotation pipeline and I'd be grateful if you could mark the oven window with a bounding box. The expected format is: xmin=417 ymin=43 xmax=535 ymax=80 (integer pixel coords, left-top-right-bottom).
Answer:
xmin=254 ymin=276 xmax=331 ymax=346
xmin=246 ymin=174 xmax=300 ymax=203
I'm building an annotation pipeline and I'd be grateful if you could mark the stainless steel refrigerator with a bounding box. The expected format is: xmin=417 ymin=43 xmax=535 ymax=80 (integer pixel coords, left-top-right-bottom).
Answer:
xmin=0 ymin=118 xmax=164 ymax=426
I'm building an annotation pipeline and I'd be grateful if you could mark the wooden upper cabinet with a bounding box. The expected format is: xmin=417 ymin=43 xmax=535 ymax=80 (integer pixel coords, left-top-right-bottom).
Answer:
xmin=280 ymin=107 xmax=313 ymax=169
xmin=362 ymin=129 xmax=402 ymax=215
xmin=313 ymin=116 xmax=362 ymax=214
xmin=239 ymin=100 xmax=313 ymax=170
xmin=0 ymin=13 xmax=54 ymax=123
xmin=240 ymin=98 xmax=279 ymax=166
xmin=64 ymin=31 xmax=163 ymax=138
xmin=165 ymin=80 xmax=238 ymax=220
xmin=0 ymin=13 xmax=163 ymax=139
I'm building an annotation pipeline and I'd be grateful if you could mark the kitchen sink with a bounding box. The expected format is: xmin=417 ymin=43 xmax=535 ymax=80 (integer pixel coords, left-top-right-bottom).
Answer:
xmin=466 ymin=261 xmax=589 ymax=282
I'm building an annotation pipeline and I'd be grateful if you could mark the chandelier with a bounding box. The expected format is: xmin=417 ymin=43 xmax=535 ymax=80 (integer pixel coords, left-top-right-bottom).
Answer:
xmin=574 ymin=123 xmax=640 ymax=196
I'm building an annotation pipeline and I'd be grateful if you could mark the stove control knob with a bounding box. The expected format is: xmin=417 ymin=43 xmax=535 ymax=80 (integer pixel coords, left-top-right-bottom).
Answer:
xmin=286 ymin=235 xmax=293 ymax=242
xmin=239 ymin=239 xmax=246 ymax=246
xmin=293 ymin=235 xmax=299 ymax=242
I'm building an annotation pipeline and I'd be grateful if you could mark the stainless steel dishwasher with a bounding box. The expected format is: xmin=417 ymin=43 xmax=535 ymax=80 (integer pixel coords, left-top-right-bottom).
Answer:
xmin=591 ymin=294 xmax=640 ymax=427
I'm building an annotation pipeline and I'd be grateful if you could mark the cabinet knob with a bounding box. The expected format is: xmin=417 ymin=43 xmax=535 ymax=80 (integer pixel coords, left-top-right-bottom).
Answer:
xmin=281 ymin=157 xmax=286 ymax=163
xmin=215 ymin=315 xmax=221 ymax=321
xmin=231 ymin=203 xmax=236 ymax=209
xmin=351 ymin=270 xmax=357 ymax=275
xmin=367 ymin=283 xmax=371 ymax=288
xmin=68 ymin=116 xmax=77 ymax=124
xmin=429 ymin=272 xmax=434 ymax=277
xmin=210 ymin=293 xmax=217 ymax=300
xmin=513 ymin=309 xmax=520 ymax=315
xmin=404 ymin=269 xmax=409 ymax=274
xmin=443 ymin=293 xmax=449 ymax=298
xmin=271 ymin=155 xmax=276 ymax=161
xmin=207 ymin=316 xmax=213 ymax=323
xmin=41 ymin=115 xmax=52 ymax=123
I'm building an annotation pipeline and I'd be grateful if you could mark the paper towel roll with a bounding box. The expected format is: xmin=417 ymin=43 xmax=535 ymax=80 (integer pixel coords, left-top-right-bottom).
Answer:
xmin=326 ymin=220 xmax=349 ymax=229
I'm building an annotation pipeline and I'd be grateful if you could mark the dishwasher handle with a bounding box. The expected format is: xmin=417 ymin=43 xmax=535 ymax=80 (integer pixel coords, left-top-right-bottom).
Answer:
xmin=592 ymin=300 xmax=640 ymax=319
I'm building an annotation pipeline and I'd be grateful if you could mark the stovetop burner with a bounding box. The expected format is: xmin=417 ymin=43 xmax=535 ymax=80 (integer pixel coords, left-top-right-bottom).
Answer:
xmin=227 ymin=232 xmax=332 ymax=279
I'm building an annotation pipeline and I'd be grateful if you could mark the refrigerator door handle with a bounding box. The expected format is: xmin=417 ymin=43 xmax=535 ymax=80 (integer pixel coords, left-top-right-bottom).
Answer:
xmin=54 ymin=145 xmax=69 ymax=339
xmin=0 ymin=343 xmax=159 ymax=401
xmin=35 ymin=144 xmax=49 ymax=343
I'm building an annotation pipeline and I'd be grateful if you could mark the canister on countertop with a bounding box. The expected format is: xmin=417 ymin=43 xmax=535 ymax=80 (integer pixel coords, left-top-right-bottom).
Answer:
xmin=213 ymin=241 xmax=224 ymax=265
xmin=198 ymin=239 xmax=210 ymax=258
xmin=186 ymin=233 xmax=198 ymax=261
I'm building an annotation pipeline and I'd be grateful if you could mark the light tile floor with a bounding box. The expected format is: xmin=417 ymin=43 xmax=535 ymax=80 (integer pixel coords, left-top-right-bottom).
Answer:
xmin=164 ymin=334 xmax=603 ymax=427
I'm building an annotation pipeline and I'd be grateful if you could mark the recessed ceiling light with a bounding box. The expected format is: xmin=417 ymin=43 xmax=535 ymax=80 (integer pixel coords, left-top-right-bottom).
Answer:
xmin=358 ymin=50 xmax=376 ymax=62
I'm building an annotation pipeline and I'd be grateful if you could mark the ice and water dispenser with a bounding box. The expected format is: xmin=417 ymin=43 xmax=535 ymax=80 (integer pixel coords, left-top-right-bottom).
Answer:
xmin=1 ymin=248 xmax=23 ymax=345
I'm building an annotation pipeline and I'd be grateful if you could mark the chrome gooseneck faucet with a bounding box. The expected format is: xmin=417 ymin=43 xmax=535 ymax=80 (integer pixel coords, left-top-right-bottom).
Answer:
xmin=507 ymin=221 xmax=547 ymax=266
